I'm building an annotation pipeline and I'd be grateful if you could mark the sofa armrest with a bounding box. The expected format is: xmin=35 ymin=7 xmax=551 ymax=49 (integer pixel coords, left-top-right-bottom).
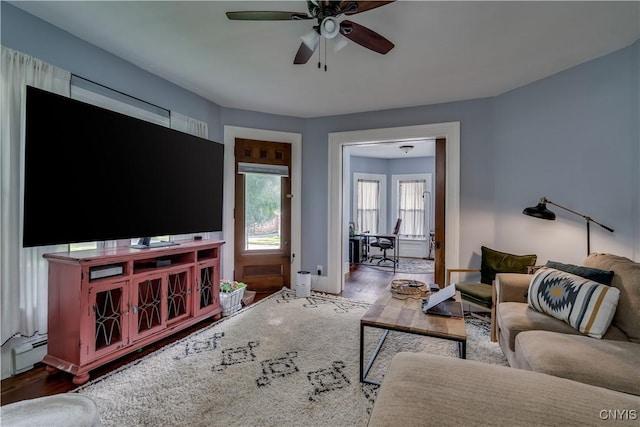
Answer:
xmin=495 ymin=273 xmax=531 ymax=304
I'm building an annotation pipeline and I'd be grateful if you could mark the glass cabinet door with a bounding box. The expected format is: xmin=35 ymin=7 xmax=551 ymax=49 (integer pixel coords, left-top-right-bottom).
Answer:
xmin=167 ymin=269 xmax=192 ymax=325
xmin=195 ymin=260 xmax=219 ymax=317
xmin=87 ymin=280 xmax=130 ymax=361
xmin=131 ymin=273 xmax=166 ymax=341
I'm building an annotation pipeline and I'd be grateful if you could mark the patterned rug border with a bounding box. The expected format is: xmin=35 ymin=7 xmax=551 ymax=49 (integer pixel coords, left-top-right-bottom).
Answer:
xmin=73 ymin=287 xmax=367 ymax=392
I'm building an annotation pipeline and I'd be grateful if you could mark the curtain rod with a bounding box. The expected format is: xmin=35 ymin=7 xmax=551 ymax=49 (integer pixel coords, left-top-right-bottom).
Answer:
xmin=71 ymin=73 xmax=170 ymax=115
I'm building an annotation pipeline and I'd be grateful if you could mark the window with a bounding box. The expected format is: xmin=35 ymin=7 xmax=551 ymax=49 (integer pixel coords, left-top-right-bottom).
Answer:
xmin=392 ymin=174 xmax=432 ymax=239
xmin=353 ymin=173 xmax=386 ymax=234
xmin=243 ymin=173 xmax=282 ymax=250
xmin=398 ymin=180 xmax=426 ymax=238
xmin=357 ymin=180 xmax=379 ymax=234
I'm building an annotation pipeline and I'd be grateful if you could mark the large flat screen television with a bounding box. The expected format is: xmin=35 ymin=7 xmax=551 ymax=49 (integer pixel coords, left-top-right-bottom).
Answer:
xmin=23 ymin=85 xmax=224 ymax=248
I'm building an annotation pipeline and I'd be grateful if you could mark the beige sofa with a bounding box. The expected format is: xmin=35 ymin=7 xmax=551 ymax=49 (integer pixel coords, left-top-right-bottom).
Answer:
xmin=368 ymin=353 xmax=639 ymax=426
xmin=368 ymin=253 xmax=640 ymax=426
xmin=495 ymin=253 xmax=640 ymax=396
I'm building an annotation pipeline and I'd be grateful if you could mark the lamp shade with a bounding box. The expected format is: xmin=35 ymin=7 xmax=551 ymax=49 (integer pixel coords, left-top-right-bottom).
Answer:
xmin=523 ymin=196 xmax=614 ymax=256
xmin=301 ymin=30 xmax=319 ymax=50
xmin=523 ymin=202 xmax=556 ymax=220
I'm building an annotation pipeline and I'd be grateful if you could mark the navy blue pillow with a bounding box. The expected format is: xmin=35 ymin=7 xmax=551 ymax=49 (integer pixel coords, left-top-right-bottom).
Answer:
xmin=545 ymin=261 xmax=614 ymax=285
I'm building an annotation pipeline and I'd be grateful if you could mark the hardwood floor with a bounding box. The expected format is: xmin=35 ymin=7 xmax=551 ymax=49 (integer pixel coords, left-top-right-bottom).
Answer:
xmin=343 ymin=262 xmax=434 ymax=304
xmin=1 ymin=262 xmax=433 ymax=406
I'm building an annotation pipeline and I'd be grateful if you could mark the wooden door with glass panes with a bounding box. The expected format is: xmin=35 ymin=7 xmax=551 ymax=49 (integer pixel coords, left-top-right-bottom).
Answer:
xmin=86 ymin=280 xmax=130 ymax=362
xmin=130 ymin=273 xmax=167 ymax=341
xmin=234 ymin=138 xmax=291 ymax=293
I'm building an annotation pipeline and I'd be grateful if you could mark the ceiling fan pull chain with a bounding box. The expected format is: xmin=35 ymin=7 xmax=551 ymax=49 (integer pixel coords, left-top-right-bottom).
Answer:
xmin=324 ymin=39 xmax=328 ymax=72
xmin=317 ymin=37 xmax=322 ymax=69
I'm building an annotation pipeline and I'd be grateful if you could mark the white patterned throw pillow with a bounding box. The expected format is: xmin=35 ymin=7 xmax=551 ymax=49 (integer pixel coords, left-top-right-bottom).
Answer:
xmin=528 ymin=267 xmax=620 ymax=339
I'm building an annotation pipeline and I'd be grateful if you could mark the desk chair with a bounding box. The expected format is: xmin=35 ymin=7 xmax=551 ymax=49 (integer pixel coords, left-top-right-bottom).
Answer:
xmin=370 ymin=219 xmax=402 ymax=265
xmin=446 ymin=246 xmax=537 ymax=342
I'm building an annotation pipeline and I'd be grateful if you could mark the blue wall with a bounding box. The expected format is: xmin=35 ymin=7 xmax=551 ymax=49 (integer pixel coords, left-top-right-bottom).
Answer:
xmin=303 ymin=98 xmax=495 ymax=268
xmin=3 ymin=2 xmax=638 ymax=273
xmin=492 ymin=41 xmax=640 ymax=263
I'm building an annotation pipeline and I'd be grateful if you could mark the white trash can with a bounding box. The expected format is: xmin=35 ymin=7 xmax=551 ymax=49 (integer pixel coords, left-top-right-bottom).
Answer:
xmin=296 ymin=271 xmax=311 ymax=298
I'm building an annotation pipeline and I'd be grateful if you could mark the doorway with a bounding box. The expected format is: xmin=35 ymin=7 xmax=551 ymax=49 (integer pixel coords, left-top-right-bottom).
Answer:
xmin=222 ymin=126 xmax=302 ymax=290
xmin=234 ymin=138 xmax=291 ymax=293
xmin=345 ymin=139 xmax=445 ymax=286
xmin=327 ymin=122 xmax=461 ymax=295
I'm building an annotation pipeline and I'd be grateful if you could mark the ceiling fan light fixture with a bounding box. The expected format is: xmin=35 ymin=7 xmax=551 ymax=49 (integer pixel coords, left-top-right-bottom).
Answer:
xmin=333 ymin=34 xmax=349 ymax=52
xmin=399 ymin=145 xmax=414 ymax=154
xmin=321 ymin=17 xmax=340 ymax=39
xmin=301 ymin=29 xmax=319 ymax=50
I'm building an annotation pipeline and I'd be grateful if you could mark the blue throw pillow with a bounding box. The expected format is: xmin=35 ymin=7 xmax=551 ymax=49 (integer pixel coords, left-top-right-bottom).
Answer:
xmin=545 ymin=261 xmax=614 ymax=285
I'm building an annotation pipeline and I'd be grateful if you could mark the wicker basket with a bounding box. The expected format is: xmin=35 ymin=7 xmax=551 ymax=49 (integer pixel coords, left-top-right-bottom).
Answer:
xmin=390 ymin=279 xmax=427 ymax=299
xmin=220 ymin=287 xmax=245 ymax=316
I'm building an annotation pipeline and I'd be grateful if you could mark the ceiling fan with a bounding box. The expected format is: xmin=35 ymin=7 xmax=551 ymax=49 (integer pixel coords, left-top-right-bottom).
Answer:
xmin=226 ymin=1 xmax=395 ymax=65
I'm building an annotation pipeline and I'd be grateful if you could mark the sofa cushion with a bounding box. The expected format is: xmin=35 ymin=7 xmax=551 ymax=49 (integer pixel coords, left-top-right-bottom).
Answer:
xmin=528 ymin=267 xmax=620 ymax=338
xmin=515 ymin=330 xmax=640 ymax=396
xmin=480 ymin=246 xmax=537 ymax=285
xmin=497 ymin=302 xmax=628 ymax=352
xmin=368 ymin=352 xmax=640 ymax=427
xmin=583 ymin=253 xmax=640 ymax=343
xmin=498 ymin=302 xmax=582 ymax=351
xmin=545 ymin=260 xmax=614 ymax=285
xmin=455 ymin=282 xmax=492 ymax=308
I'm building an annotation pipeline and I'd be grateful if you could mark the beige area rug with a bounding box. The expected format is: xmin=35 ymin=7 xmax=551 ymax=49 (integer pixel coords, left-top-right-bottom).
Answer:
xmin=75 ymin=289 xmax=507 ymax=426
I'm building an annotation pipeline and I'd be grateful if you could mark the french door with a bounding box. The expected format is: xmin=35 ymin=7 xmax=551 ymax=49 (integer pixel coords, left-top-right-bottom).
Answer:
xmin=234 ymin=138 xmax=292 ymax=293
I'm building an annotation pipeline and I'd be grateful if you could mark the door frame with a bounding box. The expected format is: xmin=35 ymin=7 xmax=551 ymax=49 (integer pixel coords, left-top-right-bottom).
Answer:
xmin=223 ymin=126 xmax=302 ymax=288
xmin=328 ymin=122 xmax=460 ymax=294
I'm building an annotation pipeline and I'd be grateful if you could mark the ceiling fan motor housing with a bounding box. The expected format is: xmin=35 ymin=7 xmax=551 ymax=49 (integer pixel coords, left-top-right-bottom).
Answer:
xmin=321 ymin=17 xmax=340 ymax=39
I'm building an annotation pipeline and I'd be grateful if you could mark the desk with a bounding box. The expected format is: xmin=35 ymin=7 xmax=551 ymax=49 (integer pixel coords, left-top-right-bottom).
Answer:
xmin=361 ymin=233 xmax=399 ymax=273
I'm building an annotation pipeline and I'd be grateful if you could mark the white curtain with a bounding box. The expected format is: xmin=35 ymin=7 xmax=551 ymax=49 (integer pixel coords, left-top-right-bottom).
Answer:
xmin=1 ymin=46 xmax=71 ymax=344
xmin=398 ymin=179 xmax=426 ymax=238
xmin=356 ymin=179 xmax=379 ymax=234
xmin=171 ymin=111 xmax=208 ymax=139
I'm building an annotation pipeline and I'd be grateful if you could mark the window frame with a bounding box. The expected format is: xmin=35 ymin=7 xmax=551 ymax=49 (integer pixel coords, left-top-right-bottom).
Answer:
xmin=391 ymin=173 xmax=432 ymax=240
xmin=353 ymin=173 xmax=386 ymax=234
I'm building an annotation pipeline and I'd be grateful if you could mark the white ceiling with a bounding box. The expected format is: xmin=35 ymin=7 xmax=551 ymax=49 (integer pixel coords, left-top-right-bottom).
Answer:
xmin=347 ymin=140 xmax=435 ymax=158
xmin=10 ymin=1 xmax=639 ymax=118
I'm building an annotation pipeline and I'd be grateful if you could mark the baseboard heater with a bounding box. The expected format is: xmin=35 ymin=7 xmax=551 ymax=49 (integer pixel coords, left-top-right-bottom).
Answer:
xmin=12 ymin=335 xmax=48 ymax=375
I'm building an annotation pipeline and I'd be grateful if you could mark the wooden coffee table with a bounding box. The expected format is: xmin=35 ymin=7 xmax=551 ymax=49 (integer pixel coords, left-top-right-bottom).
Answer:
xmin=359 ymin=290 xmax=467 ymax=385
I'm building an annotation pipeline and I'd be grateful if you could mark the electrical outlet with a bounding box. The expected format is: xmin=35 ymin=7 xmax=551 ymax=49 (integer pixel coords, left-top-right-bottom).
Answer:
xmin=316 ymin=265 xmax=323 ymax=275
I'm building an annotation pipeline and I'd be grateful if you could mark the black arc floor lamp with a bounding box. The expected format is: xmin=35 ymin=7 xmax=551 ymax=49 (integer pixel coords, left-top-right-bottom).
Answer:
xmin=523 ymin=197 xmax=614 ymax=255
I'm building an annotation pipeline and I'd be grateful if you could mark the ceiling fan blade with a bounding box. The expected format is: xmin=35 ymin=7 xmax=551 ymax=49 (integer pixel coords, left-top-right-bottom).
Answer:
xmin=339 ymin=20 xmax=394 ymax=54
xmin=226 ymin=11 xmax=312 ymax=21
xmin=294 ymin=41 xmax=317 ymax=64
xmin=343 ymin=1 xmax=395 ymax=15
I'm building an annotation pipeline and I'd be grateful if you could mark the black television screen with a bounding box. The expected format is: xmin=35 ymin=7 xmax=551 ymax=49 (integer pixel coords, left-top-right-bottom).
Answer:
xmin=23 ymin=85 xmax=224 ymax=247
